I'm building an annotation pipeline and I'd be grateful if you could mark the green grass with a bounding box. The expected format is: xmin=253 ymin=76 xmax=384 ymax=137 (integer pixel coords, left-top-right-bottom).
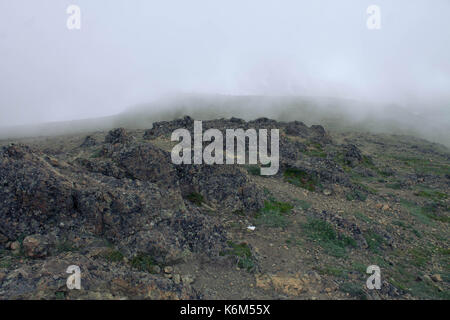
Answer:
xmin=55 ymin=291 xmax=66 ymax=300
xmin=246 ymin=165 xmax=261 ymax=176
xmin=185 ymin=192 xmax=204 ymax=206
xmin=408 ymin=247 xmax=432 ymax=268
xmin=386 ymin=182 xmax=403 ymax=190
xmin=415 ymin=189 xmax=447 ymax=201
xmin=283 ymin=168 xmax=321 ymax=192
xmin=400 ymin=199 xmax=448 ymax=224
xmin=303 ymin=144 xmax=327 ymax=158
xmin=254 ymin=199 xmax=294 ymax=228
xmin=354 ymin=211 xmax=372 ymax=223
xmin=102 ymin=248 xmax=124 ymax=262
xmin=346 ymin=189 xmax=368 ymax=202
xmin=90 ymin=149 xmax=102 ymax=158
xmin=389 ymin=262 xmax=449 ymax=299
xmin=390 ymin=155 xmax=450 ymax=176
xmin=296 ymin=199 xmax=312 ymax=210
xmin=221 ymin=241 xmax=256 ymax=272
xmin=302 ymin=218 xmax=357 ymax=257
xmin=363 ymin=230 xmax=385 ymax=253
xmin=315 ymin=265 xmax=347 ymax=277
xmin=130 ymin=253 xmax=159 ymax=273
xmin=340 ymin=282 xmax=367 ymax=299
xmin=56 ymin=240 xmax=78 ymax=253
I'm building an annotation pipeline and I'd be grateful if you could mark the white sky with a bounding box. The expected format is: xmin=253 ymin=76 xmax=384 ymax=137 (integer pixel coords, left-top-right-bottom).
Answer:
xmin=0 ymin=0 xmax=449 ymax=126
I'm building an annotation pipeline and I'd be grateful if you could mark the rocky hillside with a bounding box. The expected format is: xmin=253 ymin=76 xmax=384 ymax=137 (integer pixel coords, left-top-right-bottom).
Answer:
xmin=0 ymin=116 xmax=448 ymax=299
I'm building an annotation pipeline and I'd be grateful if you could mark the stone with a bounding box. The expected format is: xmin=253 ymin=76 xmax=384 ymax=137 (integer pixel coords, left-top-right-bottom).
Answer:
xmin=431 ymin=274 xmax=442 ymax=282
xmin=164 ymin=266 xmax=173 ymax=274
xmin=181 ymin=275 xmax=194 ymax=285
xmin=10 ymin=241 xmax=20 ymax=251
xmin=22 ymin=235 xmax=49 ymax=258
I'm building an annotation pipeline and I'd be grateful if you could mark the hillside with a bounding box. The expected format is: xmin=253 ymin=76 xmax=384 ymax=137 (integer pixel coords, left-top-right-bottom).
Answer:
xmin=0 ymin=116 xmax=449 ymax=299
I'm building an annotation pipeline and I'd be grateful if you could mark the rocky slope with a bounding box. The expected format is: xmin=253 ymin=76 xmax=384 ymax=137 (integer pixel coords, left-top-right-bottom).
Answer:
xmin=0 ymin=116 xmax=448 ymax=299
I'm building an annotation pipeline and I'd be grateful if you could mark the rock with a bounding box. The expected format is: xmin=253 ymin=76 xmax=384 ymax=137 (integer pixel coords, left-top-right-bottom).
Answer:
xmin=152 ymin=265 xmax=161 ymax=274
xmin=173 ymin=274 xmax=181 ymax=284
xmin=10 ymin=241 xmax=20 ymax=251
xmin=343 ymin=144 xmax=363 ymax=167
xmin=431 ymin=274 xmax=442 ymax=282
xmin=22 ymin=235 xmax=49 ymax=258
xmin=105 ymin=128 xmax=133 ymax=144
xmin=323 ymin=189 xmax=332 ymax=196
xmin=181 ymin=275 xmax=195 ymax=285
xmin=164 ymin=266 xmax=173 ymax=274
xmin=382 ymin=204 xmax=390 ymax=211
xmin=309 ymin=271 xmax=321 ymax=282
xmin=80 ymin=135 xmax=97 ymax=147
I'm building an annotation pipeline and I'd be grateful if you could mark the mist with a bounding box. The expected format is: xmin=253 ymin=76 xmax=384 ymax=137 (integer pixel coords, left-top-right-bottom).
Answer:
xmin=0 ymin=0 xmax=449 ymax=145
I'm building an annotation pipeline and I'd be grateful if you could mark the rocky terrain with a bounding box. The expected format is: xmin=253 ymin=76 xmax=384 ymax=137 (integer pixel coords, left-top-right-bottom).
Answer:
xmin=0 ymin=116 xmax=448 ymax=300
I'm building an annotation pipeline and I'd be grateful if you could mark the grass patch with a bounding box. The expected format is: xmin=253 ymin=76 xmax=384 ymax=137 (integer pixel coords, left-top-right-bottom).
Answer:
xmin=340 ymin=282 xmax=367 ymax=299
xmin=363 ymin=230 xmax=385 ymax=253
xmin=303 ymin=144 xmax=327 ymax=158
xmin=386 ymin=182 xmax=403 ymax=190
xmin=415 ymin=189 xmax=447 ymax=201
xmin=56 ymin=240 xmax=78 ymax=253
xmin=90 ymin=149 xmax=102 ymax=158
xmin=391 ymin=155 xmax=450 ymax=176
xmin=185 ymin=192 xmax=204 ymax=206
xmin=296 ymin=199 xmax=311 ymax=210
xmin=284 ymin=168 xmax=321 ymax=192
xmin=221 ymin=241 xmax=256 ymax=272
xmin=130 ymin=253 xmax=159 ymax=273
xmin=315 ymin=265 xmax=347 ymax=277
xmin=246 ymin=165 xmax=261 ymax=176
xmin=400 ymin=199 xmax=448 ymax=224
xmin=346 ymin=189 xmax=368 ymax=202
xmin=254 ymin=200 xmax=293 ymax=228
xmin=303 ymin=218 xmax=356 ymax=257
xmin=354 ymin=211 xmax=372 ymax=223
xmin=102 ymin=248 xmax=124 ymax=263
xmin=408 ymin=247 xmax=432 ymax=268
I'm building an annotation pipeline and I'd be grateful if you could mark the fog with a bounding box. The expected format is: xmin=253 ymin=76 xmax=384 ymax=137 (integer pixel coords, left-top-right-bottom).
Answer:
xmin=0 ymin=1 xmax=449 ymax=144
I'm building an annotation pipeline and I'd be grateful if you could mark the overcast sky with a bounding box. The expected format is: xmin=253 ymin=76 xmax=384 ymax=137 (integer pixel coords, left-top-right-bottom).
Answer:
xmin=0 ymin=0 xmax=449 ymax=126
